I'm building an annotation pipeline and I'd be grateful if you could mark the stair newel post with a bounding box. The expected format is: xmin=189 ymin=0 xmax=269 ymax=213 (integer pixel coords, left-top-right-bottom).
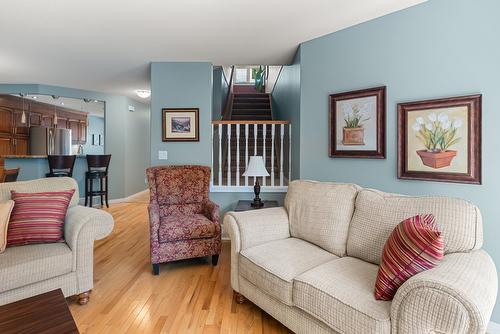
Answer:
xmin=218 ymin=124 xmax=222 ymax=186
xmin=288 ymin=124 xmax=292 ymax=185
xmin=253 ymin=123 xmax=257 ymax=185
xmin=271 ymin=123 xmax=275 ymax=187
xmin=280 ymin=124 xmax=285 ymax=187
xmin=227 ymin=124 xmax=231 ymax=186
xmin=236 ymin=123 xmax=240 ymax=186
xmin=245 ymin=124 xmax=249 ymax=187
xmin=262 ymin=123 xmax=266 ymax=186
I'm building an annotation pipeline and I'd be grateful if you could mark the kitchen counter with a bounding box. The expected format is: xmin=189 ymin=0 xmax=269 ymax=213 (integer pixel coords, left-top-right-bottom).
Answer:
xmin=2 ymin=155 xmax=94 ymax=199
xmin=2 ymin=155 xmax=88 ymax=159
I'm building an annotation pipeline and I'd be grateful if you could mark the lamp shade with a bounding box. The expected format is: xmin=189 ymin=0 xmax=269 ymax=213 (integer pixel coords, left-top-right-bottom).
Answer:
xmin=243 ymin=156 xmax=270 ymax=177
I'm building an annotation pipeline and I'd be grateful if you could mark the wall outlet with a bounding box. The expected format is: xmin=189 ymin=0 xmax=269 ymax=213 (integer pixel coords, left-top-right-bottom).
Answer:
xmin=158 ymin=151 xmax=168 ymax=160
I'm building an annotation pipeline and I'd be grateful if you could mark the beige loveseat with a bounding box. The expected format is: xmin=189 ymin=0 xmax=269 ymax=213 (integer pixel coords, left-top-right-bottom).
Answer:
xmin=0 ymin=177 xmax=114 ymax=305
xmin=225 ymin=180 xmax=498 ymax=334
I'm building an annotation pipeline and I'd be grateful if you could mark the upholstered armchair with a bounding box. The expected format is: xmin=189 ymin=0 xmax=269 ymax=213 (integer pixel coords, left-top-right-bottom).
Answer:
xmin=146 ymin=165 xmax=221 ymax=275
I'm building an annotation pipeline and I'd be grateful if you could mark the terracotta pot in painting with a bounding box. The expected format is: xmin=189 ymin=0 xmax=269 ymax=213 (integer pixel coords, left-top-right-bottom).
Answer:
xmin=342 ymin=127 xmax=364 ymax=145
xmin=416 ymin=150 xmax=457 ymax=169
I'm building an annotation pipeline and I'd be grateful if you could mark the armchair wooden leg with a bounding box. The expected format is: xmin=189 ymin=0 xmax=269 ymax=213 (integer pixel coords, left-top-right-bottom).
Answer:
xmin=152 ymin=263 xmax=160 ymax=275
xmin=233 ymin=291 xmax=246 ymax=304
xmin=212 ymin=254 xmax=219 ymax=266
xmin=77 ymin=291 xmax=90 ymax=305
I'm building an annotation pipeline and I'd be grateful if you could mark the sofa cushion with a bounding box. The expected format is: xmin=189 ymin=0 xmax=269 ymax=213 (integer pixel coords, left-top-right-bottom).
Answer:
xmin=284 ymin=180 xmax=359 ymax=256
xmin=294 ymin=257 xmax=391 ymax=334
xmin=0 ymin=243 xmax=73 ymax=293
xmin=158 ymin=214 xmax=216 ymax=242
xmin=347 ymin=189 xmax=483 ymax=265
xmin=239 ymin=238 xmax=337 ymax=305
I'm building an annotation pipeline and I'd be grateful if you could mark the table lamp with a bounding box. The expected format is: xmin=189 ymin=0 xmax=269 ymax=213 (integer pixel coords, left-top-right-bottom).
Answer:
xmin=243 ymin=156 xmax=270 ymax=208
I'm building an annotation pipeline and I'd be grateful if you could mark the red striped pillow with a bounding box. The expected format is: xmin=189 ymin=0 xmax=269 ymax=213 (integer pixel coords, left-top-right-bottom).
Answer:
xmin=6 ymin=189 xmax=75 ymax=247
xmin=374 ymin=214 xmax=444 ymax=301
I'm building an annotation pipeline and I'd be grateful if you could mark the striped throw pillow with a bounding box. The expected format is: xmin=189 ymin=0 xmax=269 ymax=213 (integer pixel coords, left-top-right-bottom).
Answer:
xmin=374 ymin=214 xmax=444 ymax=301
xmin=6 ymin=189 xmax=75 ymax=247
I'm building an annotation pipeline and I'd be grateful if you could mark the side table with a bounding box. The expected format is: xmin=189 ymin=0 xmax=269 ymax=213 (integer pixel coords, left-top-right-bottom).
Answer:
xmin=234 ymin=200 xmax=279 ymax=212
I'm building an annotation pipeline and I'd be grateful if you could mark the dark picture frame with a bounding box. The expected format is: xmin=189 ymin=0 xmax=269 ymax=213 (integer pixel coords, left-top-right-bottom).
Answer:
xmin=398 ymin=94 xmax=481 ymax=184
xmin=162 ymin=108 xmax=200 ymax=142
xmin=329 ymin=86 xmax=386 ymax=158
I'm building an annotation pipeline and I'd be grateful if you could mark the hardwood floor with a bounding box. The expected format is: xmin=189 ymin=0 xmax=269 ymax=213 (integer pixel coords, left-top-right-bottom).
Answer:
xmin=68 ymin=203 xmax=292 ymax=334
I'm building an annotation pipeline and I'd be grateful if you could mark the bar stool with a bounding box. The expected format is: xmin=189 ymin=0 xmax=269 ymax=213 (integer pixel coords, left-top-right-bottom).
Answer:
xmin=1 ymin=168 xmax=20 ymax=183
xmin=46 ymin=155 xmax=76 ymax=177
xmin=85 ymin=155 xmax=111 ymax=208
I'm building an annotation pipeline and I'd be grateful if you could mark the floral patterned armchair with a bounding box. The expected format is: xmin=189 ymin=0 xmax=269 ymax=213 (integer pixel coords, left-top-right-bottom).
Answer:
xmin=146 ymin=165 xmax=221 ymax=275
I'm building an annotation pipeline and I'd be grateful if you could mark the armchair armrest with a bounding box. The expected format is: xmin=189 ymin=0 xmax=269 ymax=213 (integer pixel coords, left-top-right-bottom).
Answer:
xmin=224 ymin=207 xmax=290 ymax=291
xmin=64 ymin=205 xmax=114 ymax=292
xmin=391 ymin=250 xmax=497 ymax=334
xmin=202 ymin=200 xmax=220 ymax=223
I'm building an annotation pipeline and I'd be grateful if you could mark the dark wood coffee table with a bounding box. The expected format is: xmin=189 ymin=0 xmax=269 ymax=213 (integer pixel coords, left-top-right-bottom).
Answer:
xmin=0 ymin=289 xmax=79 ymax=334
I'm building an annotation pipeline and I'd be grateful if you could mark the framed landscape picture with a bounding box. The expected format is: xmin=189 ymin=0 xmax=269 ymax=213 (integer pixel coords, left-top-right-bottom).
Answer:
xmin=329 ymin=86 xmax=386 ymax=158
xmin=162 ymin=108 xmax=199 ymax=142
xmin=398 ymin=95 xmax=481 ymax=184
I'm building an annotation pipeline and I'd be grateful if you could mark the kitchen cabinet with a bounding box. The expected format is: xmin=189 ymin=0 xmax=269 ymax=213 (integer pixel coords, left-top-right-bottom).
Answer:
xmin=0 ymin=95 xmax=89 ymax=153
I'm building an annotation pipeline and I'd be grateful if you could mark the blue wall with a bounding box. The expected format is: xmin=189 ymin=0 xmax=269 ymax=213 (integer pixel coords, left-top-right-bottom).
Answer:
xmin=284 ymin=0 xmax=500 ymax=321
xmin=150 ymin=62 xmax=286 ymax=212
xmin=272 ymin=50 xmax=301 ymax=179
xmin=82 ymin=115 xmax=105 ymax=155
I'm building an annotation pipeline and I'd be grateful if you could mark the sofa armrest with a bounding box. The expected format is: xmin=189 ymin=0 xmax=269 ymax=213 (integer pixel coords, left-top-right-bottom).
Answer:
xmin=391 ymin=250 xmax=497 ymax=334
xmin=64 ymin=205 xmax=114 ymax=292
xmin=65 ymin=205 xmax=114 ymax=251
xmin=202 ymin=200 xmax=220 ymax=223
xmin=224 ymin=207 xmax=290 ymax=292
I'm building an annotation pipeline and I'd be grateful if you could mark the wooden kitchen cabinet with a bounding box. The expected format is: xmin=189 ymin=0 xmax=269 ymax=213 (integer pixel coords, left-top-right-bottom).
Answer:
xmin=29 ymin=112 xmax=43 ymax=127
xmin=79 ymin=121 xmax=87 ymax=144
xmin=13 ymin=137 xmax=29 ymax=155
xmin=0 ymin=107 xmax=13 ymax=136
xmin=13 ymin=110 xmax=29 ymax=136
xmin=0 ymin=136 xmax=12 ymax=156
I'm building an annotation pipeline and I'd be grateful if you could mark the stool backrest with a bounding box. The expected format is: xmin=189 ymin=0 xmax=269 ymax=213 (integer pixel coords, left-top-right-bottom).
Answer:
xmin=86 ymin=155 xmax=112 ymax=173
xmin=48 ymin=155 xmax=76 ymax=176
xmin=2 ymin=168 xmax=20 ymax=183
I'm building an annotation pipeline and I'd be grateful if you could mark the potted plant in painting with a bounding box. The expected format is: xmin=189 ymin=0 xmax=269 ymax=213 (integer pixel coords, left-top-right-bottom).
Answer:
xmin=342 ymin=104 xmax=369 ymax=145
xmin=412 ymin=112 xmax=462 ymax=168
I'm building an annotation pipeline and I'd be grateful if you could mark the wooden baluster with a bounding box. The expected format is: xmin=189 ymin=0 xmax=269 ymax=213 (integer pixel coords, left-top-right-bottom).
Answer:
xmin=262 ymin=124 xmax=266 ymax=186
xmin=271 ymin=124 xmax=275 ymax=187
xmin=236 ymin=124 xmax=240 ymax=186
xmin=280 ymin=124 xmax=284 ymax=187
xmin=245 ymin=124 xmax=249 ymax=187
xmin=227 ymin=124 xmax=231 ymax=186
xmin=218 ymin=124 xmax=222 ymax=186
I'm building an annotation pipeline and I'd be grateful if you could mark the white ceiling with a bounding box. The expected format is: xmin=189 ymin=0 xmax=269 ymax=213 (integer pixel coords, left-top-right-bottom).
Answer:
xmin=0 ymin=0 xmax=426 ymax=100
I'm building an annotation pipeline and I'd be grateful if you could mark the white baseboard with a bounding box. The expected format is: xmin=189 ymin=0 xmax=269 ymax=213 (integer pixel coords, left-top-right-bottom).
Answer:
xmin=488 ymin=321 xmax=500 ymax=334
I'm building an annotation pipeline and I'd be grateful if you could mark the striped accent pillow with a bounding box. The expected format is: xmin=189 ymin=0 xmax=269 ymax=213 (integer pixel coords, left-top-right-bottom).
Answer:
xmin=374 ymin=214 xmax=444 ymax=301
xmin=6 ymin=189 xmax=75 ymax=247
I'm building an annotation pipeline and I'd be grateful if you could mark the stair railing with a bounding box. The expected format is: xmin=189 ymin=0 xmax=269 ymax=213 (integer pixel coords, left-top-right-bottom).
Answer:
xmin=211 ymin=120 xmax=291 ymax=192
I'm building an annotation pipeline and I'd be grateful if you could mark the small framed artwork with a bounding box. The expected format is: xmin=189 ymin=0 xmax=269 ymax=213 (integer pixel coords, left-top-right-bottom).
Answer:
xmin=92 ymin=134 xmax=97 ymax=146
xmin=329 ymin=86 xmax=386 ymax=158
xmin=398 ymin=94 xmax=481 ymax=184
xmin=98 ymin=134 xmax=104 ymax=146
xmin=162 ymin=108 xmax=199 ymax=142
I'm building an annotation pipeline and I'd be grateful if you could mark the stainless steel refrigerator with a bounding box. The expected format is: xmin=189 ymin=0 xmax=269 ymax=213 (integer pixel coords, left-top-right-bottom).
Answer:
xmin=29 ymin=127 xmax=72 ymax=155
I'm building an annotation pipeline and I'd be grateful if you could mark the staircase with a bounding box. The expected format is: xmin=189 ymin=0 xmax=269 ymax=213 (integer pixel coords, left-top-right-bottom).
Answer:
xmin=230 ymin=93 xmax=272 ymax=121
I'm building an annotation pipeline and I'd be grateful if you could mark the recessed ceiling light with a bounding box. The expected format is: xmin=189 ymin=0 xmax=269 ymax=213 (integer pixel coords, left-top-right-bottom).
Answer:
xmin=60 ymin=102 xmax=64 ymax=106
xmin=135 ymin=90 xmax=151 ymax=99
xmin=94 ymin=100 xmax=99 ymax=103
xmin=32 ymin=96 xmax=38 ymax=99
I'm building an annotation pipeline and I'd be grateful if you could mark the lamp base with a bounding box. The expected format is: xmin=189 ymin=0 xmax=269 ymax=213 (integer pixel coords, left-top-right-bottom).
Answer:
xmin=251 ymin=198 xmax=264 ymax=208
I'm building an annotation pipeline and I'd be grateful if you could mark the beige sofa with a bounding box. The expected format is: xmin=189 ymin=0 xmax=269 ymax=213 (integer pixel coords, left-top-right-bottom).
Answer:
xmin=225 ymin=180 xmax=498 ymax=334
xmin=0 ymin=177 xmax=114 ymax=305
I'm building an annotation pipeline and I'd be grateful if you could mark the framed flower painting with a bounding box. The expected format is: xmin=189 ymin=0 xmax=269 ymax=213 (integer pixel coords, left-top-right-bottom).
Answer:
xmin=398 ymin=95 xmax=481 ymax=184
xmin=329 ymin=86 xmax=386 ymax=158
